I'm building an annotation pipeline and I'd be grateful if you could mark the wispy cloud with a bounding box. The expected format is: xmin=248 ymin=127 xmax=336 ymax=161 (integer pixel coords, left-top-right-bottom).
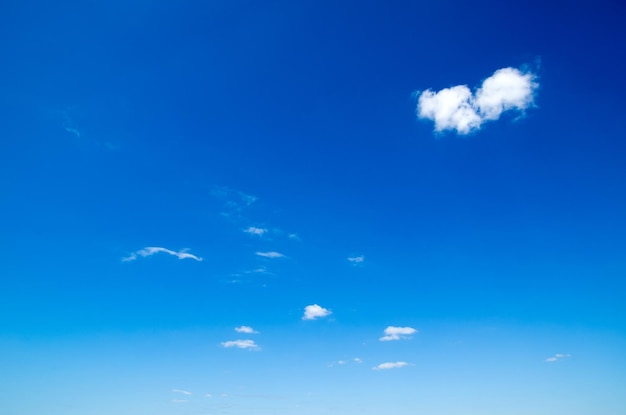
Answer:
xmin=244 ymin=226 xmax=267 ymax=236
xmin=211 ymin=186 xmax=257 ymax=219
xmin=122 ymin=247 xmax=202 ymax=262
xmin=545 ymin=353 xmax=571 ymax=362
xmin=379 ymin=326 xmax=418 ymax=341
xmin=347 ymin=255 xmax=365 ymax=265
xmin=171 ymin=399 xmax=188 ymax=403
xmin=373 ymin=361 xmax=410 ymax=370
xmin=235 ymin=325 xmax=258 ymax=334
xmin=417 ymin=66 xmax=538 ymax=134
xmin=172 ymin=389 xmax=192 ymax=395
xmin=255 ymin=251 xmax=285 ymax=259
xmin=221 ymin=339 xmax=260 ymax=350
xmin=302 ymin=304 xmax=332 ymax=320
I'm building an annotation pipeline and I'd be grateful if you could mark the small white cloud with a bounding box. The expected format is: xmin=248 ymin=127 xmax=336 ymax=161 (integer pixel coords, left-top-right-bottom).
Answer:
xmin=302 ymin=304 xmax=332 ymax=320
xmin=373 ymin=361 xmax=410 ymax=370
xmin=171 ymin=389 xmax=192 ymax=395
xmin=122 ymin=247 xmax=202 ymax=262
xmin=221 ymin=339 xmax=260 ymax=350
xmin=379 ymin=326 xmax=418 ymax=341
xmin=337 ymin=360 xmax=346 ymax=365
xmin=205 ymin=394 xmax=213 ymax=398
xmin=347 ymin=255 xmax=365 ymax=264
xmin=354 ymin=357 xmax=363 ymax=364
xmin=545 ymin=353 xmax=571 ymax=362
xmin=244 ymin=227 xmax=267 ymax=236
xmin=235 ymin=325 xmax=258 ymax=334
xmin=288 ymin=233 xmax=300 ymax=241
xmin=417 ymin=66 xmax=538 ymax=134
xmin=255 ymin=251 xmax=285 ymax=259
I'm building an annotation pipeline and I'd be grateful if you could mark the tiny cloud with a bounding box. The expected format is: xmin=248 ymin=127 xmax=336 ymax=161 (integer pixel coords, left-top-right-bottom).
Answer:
xmin=373 ymin=361 xmax=410 ymax=370
xmin=235 ymin=325 xmax=258 ymax=334
xmin=545 ymin=353 xmax=571 ymax=362
xmin=302 ymin=304 xmax=332 ymax=320
xmin=221 ymin=339 xmax=259 ymax=350
xmin=255 ymin=251 xmax=285 ymax=259
xmin=172 ymin=389 xmax=192 ymax=395
xmin=244 ymin=227 xmax=267 ymax=236
xmin=347 ymin=255 xmax=364 ymax=264
xmin=122 ymin=247 xmax=202 ymax=262
xmin=417 ymin=66 xmax=538 ymax=134
xmin=379 ymin=326 xmax=418 ymax=341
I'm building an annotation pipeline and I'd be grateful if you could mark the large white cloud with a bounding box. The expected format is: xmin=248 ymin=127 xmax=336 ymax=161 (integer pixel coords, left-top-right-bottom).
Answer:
xmin=417 ymin=67 xmax=538 ymax=134
xmin=122 ymin=247 xmax=202 ymax=262
xmin=379 ymin=326 xmax=418 ymax=341
xmin=302 ymin=304 xmax=332 ymax=320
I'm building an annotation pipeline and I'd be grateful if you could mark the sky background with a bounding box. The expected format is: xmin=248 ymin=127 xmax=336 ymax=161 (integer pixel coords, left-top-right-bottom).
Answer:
xmin=1 ymin=0 xmax=626 ymax=414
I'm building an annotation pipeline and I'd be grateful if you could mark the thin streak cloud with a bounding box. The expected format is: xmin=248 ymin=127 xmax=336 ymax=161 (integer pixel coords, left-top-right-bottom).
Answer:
xmin=122 ymin=247 xmax=202 ymax=262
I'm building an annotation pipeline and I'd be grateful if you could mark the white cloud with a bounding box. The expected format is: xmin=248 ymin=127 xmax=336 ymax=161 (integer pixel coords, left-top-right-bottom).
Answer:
xmin=255 ymin=251 xmax=285 ymax=259
xmin=545 ymin=353 xmax=571 ymax=362
xmin=244 ymin=227 xmax=267 ymax=236
xmin=288 ymin=233 xmax=300 ymax=240
xmin=347 ymin=255 xmax=365 ymax=264
xmin=302 ymin=304 xmax=332 ymax=320
xmin=172 ymin=389 xmax=192 ymax=395
xmin=373 ymin=361 xmax=410 ymax=370
xmin=221 ymin=339 xmax=259 ymax=350
xmin=235 ymin=325 xmax=258 ymax=334
xmin=122 ymin=247 xmax=202 ymax=262
xmin=205 ymin=394 xmax=213 ymax=398
xmin=171 ymin=399 xmax=188 ymax=403
xmin=417 ymin=67 xmax=538 ymax=134
xmin=379 ymin=326 xmax=418 ymax=341
xmin=354 ymin=357 xmax=363 ymax=364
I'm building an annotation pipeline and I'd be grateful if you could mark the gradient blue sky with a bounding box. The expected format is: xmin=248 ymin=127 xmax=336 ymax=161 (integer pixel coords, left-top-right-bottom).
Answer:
xmin=1 ymin=0 xmax=626 ymax=414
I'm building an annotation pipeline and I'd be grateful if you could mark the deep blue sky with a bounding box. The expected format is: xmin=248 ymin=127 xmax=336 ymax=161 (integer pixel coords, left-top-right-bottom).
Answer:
xmin=1 ymin=1 xmax=626 ymax=414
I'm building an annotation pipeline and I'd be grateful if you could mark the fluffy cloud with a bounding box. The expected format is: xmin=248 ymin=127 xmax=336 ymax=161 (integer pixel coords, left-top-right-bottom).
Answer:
xmin=417 ymin=67 xmax=538 ymax=134
xmin=255 ymin=251 xmax=285 ymax=259
xmin=545 ymin=353 xmax=571 ymax=362
xmin=302 ymin=304 xmax=332 ymax=320
xmin=221 ymin=339 xmax=259 ymax=350
xmin=122 ymin=247 xmax=202 ymax=262
xmin=373 ymin=361 xmax=410 ymax=370
xmin=244 ymin=227 xmax=267 ymax=236
xmin=235 ymin=325 xmax=258 ymax=334
xmin=379 ymin=326 xmax=418 ymax=341
xmin=347 ymin=255 xmax=365 ymax=264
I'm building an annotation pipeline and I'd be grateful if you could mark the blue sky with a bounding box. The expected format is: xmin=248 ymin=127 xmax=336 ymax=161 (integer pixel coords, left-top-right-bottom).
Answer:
xmin=1 ymin=0 xmax=626 ymax=414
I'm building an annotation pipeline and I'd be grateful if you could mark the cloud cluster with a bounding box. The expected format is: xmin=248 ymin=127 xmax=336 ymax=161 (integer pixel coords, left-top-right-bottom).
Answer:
xmin=221 ymin=339 xmax=260 ymax=350
xmin=302 ymin=304 xmax=332 ymax=320
xmin=373 ymin=361 xmax=410 ymax=370
xmin=122 ymin=247 xmax=202 ymax=262
xmin=379 ymin=326 xmax=417 ymax=341
xmin=545 ymin=353 xmax=571 ymax=362
xmin=417 ymin=67 xmax=538 ymax=134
